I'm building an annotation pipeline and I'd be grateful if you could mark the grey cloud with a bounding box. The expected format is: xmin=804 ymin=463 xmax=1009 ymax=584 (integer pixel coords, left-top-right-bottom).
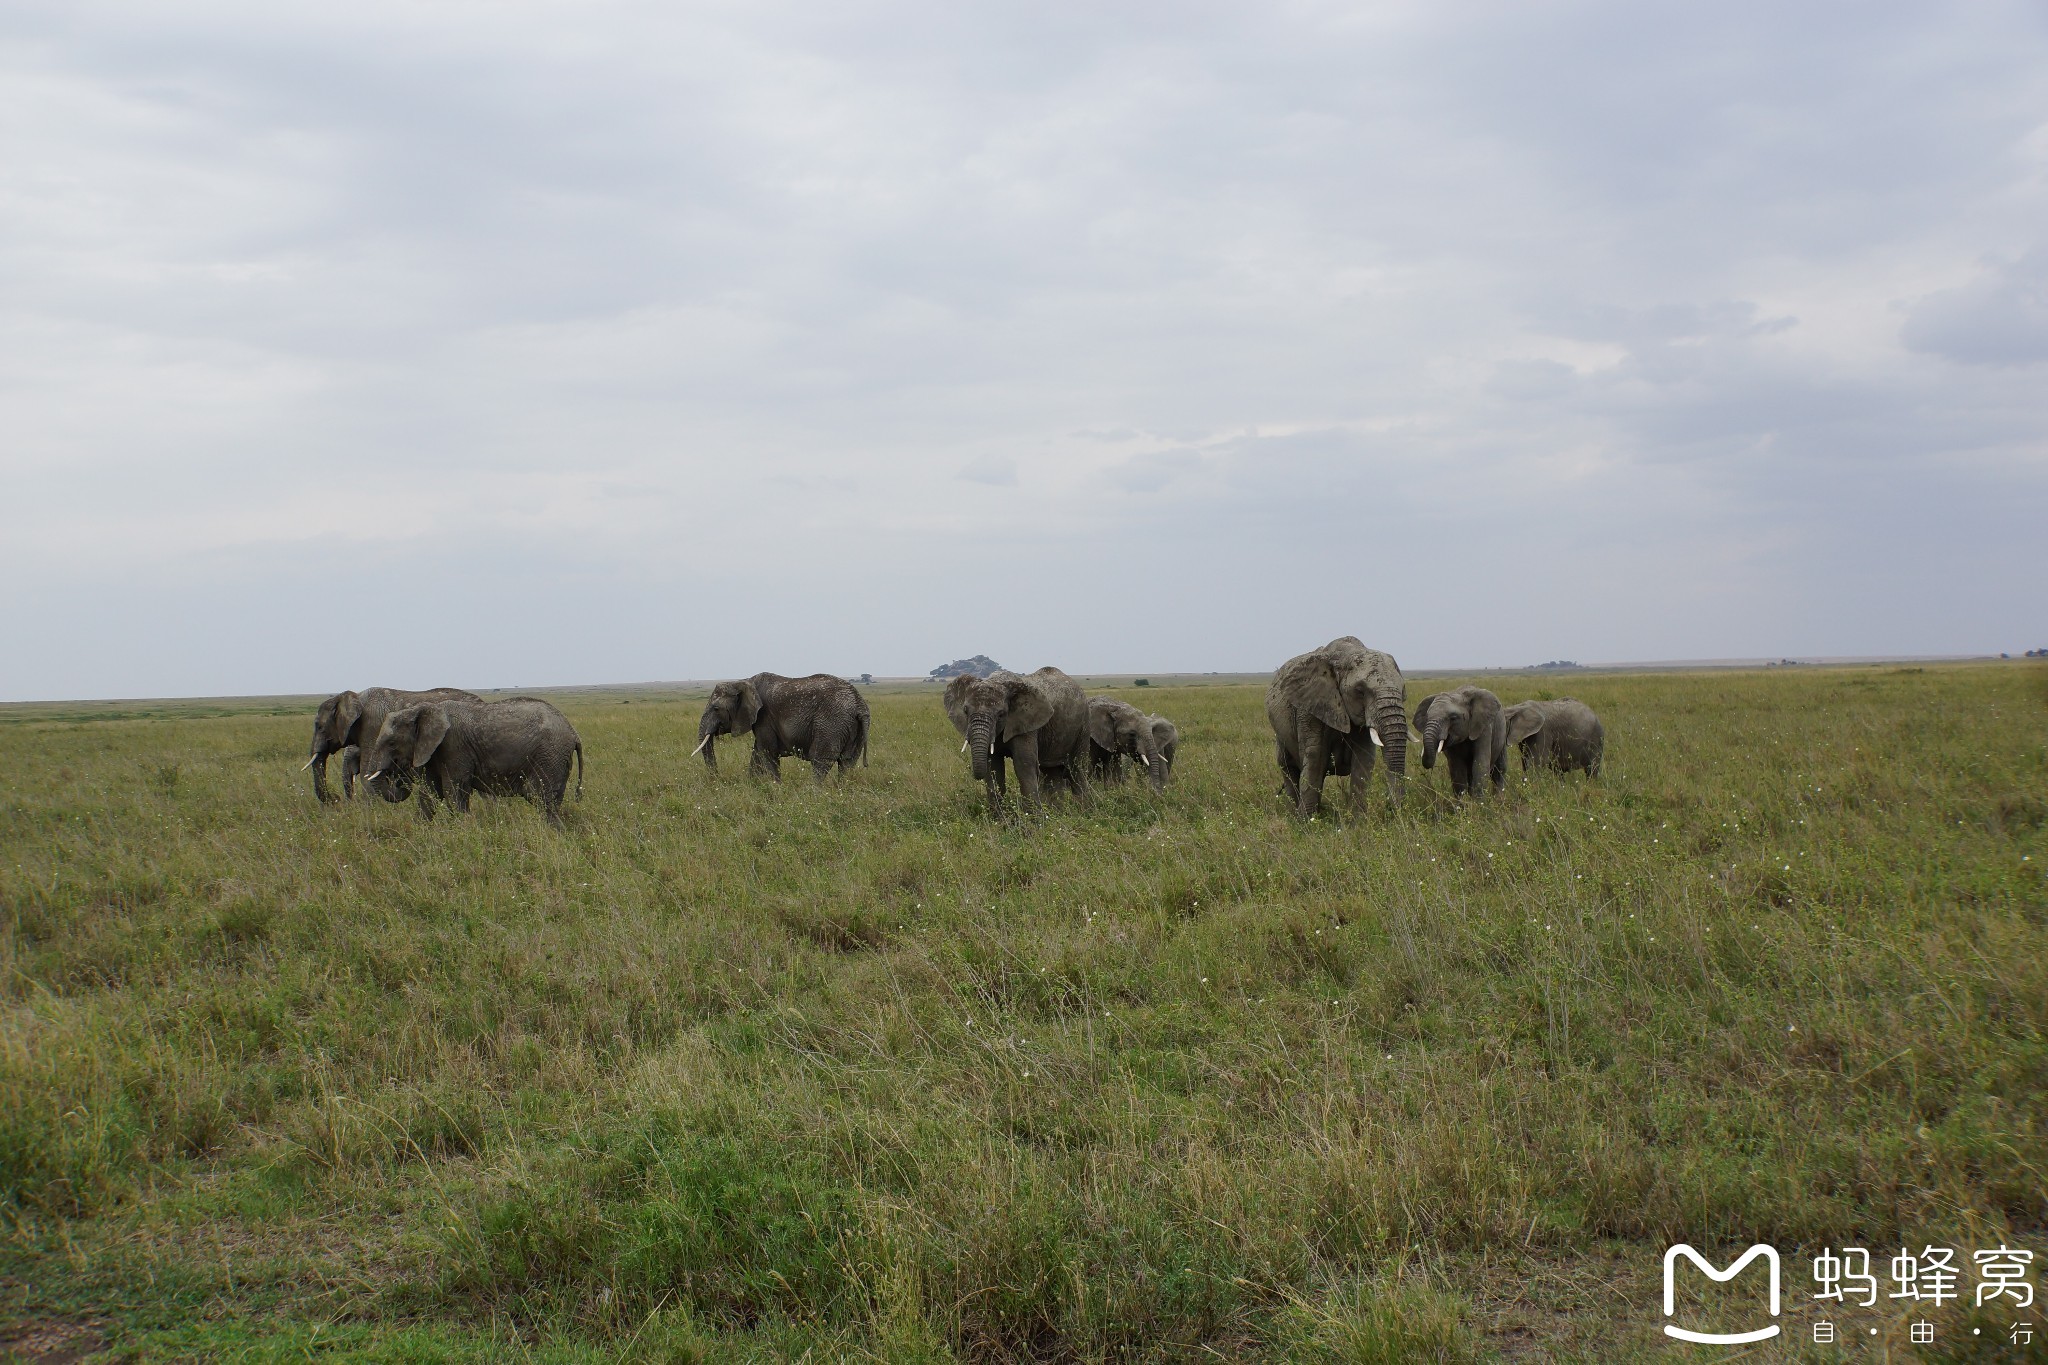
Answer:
xmin=958 ymin=454 xmax=1017 ymax=486
xmin=1902 ymin=250 xmax=2048 ymax=366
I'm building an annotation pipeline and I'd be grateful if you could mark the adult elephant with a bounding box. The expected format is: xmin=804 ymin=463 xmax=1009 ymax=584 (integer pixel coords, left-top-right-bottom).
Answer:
xmin=945 ymin=667 xmax=1089 ymax=816
xmin=1411 ymin=685 xmax=1507 ymax=799
xmin=1502 ymin=699 xmax=1605 ymax=776
xmin=305 ymin=686 xmax=479 ymax=803
xmin=1085 ymin=695 xmax=1169 ymax=790
xmin=693 ymin=673 xmax=869 ymax=781
xmin=1266 ymin=637 xmax=1408 ymax=817
xmin=362 ymin=696 xmax=584 ymax=827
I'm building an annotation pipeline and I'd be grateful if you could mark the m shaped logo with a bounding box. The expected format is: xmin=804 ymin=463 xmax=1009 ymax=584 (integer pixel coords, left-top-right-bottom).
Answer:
xmin=1663 ymin=1244 xmax=1782 ymax=1344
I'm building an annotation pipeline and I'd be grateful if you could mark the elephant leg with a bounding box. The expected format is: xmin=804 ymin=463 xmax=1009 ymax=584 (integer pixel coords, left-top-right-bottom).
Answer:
xmin=1067 ymin=757 xmax=1092 ymax=809
xmin=1276 ymin=740 xmax=1302 ymax=807
xmin=1009 ymin=732 xmax=1045 ymax=813
xmin=1489 ymin=739 xmax=1508 ymax=794
xmin=449 ymin=782 xmax=471 ymax=814
xmin=811 ymin=754 xmax=833 ymax=782
xmin=341 ymin=746 xmax=360 ymax=800
xmin=1448 ymin=745 xmax=1473 ymax=798
xmin=1347 ymin=733 xmax=1376 ymax=810
xmin=1296 ymin=724 xmax=1329 ymax=816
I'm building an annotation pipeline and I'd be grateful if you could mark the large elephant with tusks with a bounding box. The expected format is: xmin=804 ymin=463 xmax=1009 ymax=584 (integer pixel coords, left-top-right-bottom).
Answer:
xmin=944 ymin=667 xmax=1090 ymax=817
xmin=1265 ymin=637 xmax=1408 ymax=817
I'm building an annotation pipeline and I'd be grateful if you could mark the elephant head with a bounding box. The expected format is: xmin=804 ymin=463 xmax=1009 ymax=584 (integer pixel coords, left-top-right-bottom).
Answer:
xmin=694 ymin=679 xmax=762 ymax=772
xmin=1411 ymin=687 xmax=1500 ymax=770
xmin=944 ymin=671 xmax=1054 ymax=786
xmin=1088 ymin=696 xmax=1168 ymax=790
xmin=1292 ymin=636 xmax=1409 ymax=791
xmin=361 ymin=704 xmax=449 ymax=803
xmin=305 ymin=690 xmax=363 ymax=803
xmin=1503 ymin=701 xmax=1546 ymax=750
xmin=1147 ymin=715 xmax=1179 ymax=776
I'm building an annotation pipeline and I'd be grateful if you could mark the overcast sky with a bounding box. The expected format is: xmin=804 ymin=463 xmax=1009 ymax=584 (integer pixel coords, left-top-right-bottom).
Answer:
xmin=3 ymin=1 xmax=2045 ymax=700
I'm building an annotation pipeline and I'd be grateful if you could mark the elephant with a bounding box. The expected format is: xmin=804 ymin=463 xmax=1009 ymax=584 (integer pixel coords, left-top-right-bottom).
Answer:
xmin=362 ymin=696 xmax=584 ymax=827
xmin=1411 ymin=685 xmax=1507 ymax=799
xmin=1085 ymin=695 xmax=1170 ymax=790
xmin=1266 ymin=636 xmax=1408 ymax=817
xmin=944 ymin=667 xmax=1090 ymax=816
xmin=1145 ymin=714 xmax=1179 ymax=780
xmin=1502 ymin=698 xmax=1605 ymax=776
xmin=694 ymin=673 xmax=870 ymax=781
xmin=305 ymin=686 xmax=479 ymax=803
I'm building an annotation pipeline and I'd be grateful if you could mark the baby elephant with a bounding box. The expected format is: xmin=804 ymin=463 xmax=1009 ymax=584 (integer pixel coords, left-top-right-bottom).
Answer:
xmin=1086 ymin=696 xmax=1170 ymax=790
xmin=1411 ymin=686 xmax=1507 ymax=799
xmin=364 ymin=697 xmax=585 ymax=827
xmin=1145 ymin=714 xmax=1179 ymax=780
xmin=1501 ymin=698 xmax=1604 ymax=777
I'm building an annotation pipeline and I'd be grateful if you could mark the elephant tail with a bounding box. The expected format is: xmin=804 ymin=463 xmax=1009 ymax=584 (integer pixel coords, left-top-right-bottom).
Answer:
xmin=573 ymin=741 xmax=585 ymax=800
xmin=857 ymin=706 xmax=871 ymax=767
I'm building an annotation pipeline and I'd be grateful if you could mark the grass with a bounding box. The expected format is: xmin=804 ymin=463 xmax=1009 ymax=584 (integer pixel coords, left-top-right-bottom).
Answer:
xmin=1 ymin=663 xmax=2043 ymax=1361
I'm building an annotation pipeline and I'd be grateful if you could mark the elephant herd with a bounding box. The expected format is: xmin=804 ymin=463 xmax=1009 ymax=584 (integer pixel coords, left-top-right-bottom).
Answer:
xmin=302 ymin=638 xmax=1602 ymax=827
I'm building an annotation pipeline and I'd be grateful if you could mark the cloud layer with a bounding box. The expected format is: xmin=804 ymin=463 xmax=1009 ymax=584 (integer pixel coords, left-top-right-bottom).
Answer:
xmin=3 ymin=1 xmax=2045 ymax=698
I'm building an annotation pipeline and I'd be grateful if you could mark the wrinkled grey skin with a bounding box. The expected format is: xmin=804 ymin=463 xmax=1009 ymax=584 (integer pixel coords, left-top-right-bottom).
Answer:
xmin=364 ymin=697 xmax=584 ymax=827
xmin=1085 ymin=695 xmax=1169 ymax=790
xmin=944 ymin=667 xmax=1090 ymax=816
xmin=695 ymin=673 xmax=870 ymax=782
xmin=1145 ymin=715 xmax=1179 ymax=780
xmin=307 ymin=686 xmax=478 ymax=803
xmin=1411 ymin=685 xmax=1507 ymax=799
xmin=1266 ymin=637 xmax=1408 ymax=817
xmin=1502 ymin=698 xmax=1605 ymax=776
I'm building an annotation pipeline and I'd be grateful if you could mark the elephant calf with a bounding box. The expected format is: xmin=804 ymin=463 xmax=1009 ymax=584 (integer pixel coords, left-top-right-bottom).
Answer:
xmin=945 ymin=667 xmax=1090 ymax=816
xmin=694 ymin=673 xmax=870 ymax=781
xmin=1145 ymin=713 xmax=1179 ymax=781
xmin=1502 ymin=698 xmax=1604 ymax=777
xmin=1412 ymin=685 xmax=1507 ymax=799
xmin=1266 ymin=636 xmax=1408 ymax=817
xmin=305 ymin=686 xmax=479 ymax=803
xmin=363 ymin=697 xmax=585 ymax=827
xmin=1085 ymin=695 xmax=1170 ymax=790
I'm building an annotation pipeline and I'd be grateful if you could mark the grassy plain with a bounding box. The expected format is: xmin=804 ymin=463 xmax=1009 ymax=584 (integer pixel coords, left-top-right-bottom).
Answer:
xmin=1 ymin=664 xmax=2044 ymax=1362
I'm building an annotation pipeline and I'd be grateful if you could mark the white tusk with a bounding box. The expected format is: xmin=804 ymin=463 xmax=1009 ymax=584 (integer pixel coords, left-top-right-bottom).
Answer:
xmin=301 ymin=755 xmax=319 ymax=771
xmin=363 ymin=769 xmax=384 ymax=783
xmin=960 ymin=739 xmax=969 ymax=753
xmin=692 ymin=735 xmax=712 ymax=756
xmin=1437 ymin=738 xmax=1446 ymax=756
xmin=1368 ymin=726 xmax=1384 ymax=748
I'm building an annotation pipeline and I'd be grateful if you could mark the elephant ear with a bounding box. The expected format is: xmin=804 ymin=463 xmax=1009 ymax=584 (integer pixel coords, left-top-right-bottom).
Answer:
xmin=730 ymin=682 xmax=762 ymax=733
xmin=1504 ymin=703 xmax=1546 ymax=746
xmin=335 ymin=691 xmax=365 ymax=746
xmin=1410 ymin=693 xmax=1439 ymax=733
xmin=942 ymin=676 xmax=975 ymax=736
xmin=410 ymin=706 xmax=453 ymax=768
xmin=1002 ymin=676 xmax=1055 ymax=739
xmin=1294 ymin=653 xmax=1352 ymax=733
xmin=1086 ymin=700 xmax=1120 ymax=750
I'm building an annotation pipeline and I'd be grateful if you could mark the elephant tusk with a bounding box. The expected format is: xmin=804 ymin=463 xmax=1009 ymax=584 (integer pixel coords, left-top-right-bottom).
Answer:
xmin=1368 ymin=726 xmax=1384 ymax=748
xmin=1437 ymin=738 xmax=1446 ymax=756
xmin=363 ymin=769 xmax=384 ymax=783
xmin=301 ymin=755 xmax=319 ymax=771
xmin=691 ymin=735 xmax=712 ymax=756
xmin=960 ymin=739 xmax=969 ymax=753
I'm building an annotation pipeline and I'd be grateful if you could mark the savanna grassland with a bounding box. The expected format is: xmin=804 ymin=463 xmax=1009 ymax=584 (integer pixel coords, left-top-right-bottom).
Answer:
xmin=2 ymin=665 xmax=2044 ymax=1363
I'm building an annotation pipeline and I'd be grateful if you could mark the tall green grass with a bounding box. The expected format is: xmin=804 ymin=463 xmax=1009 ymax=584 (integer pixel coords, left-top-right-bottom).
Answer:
xmin=1 ymin=665 xmax=2043 ymax=1360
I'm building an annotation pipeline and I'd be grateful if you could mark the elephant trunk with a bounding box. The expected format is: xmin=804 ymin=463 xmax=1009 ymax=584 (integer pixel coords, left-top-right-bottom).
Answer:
xmin=1420 ymin=713 xmax=1442 ymax=770
xmin=1140 ymin=743 xmax=1167 ymax=791
xmin=696 ymin=716 xmax=720 ymax=772
xmin=1374 ymin=695 xmax=1408 ymax=798
xmin=309 ymin=748 xmax=336 ymax=803
xmin=969 ymin=714 xmax=994 ymax=782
